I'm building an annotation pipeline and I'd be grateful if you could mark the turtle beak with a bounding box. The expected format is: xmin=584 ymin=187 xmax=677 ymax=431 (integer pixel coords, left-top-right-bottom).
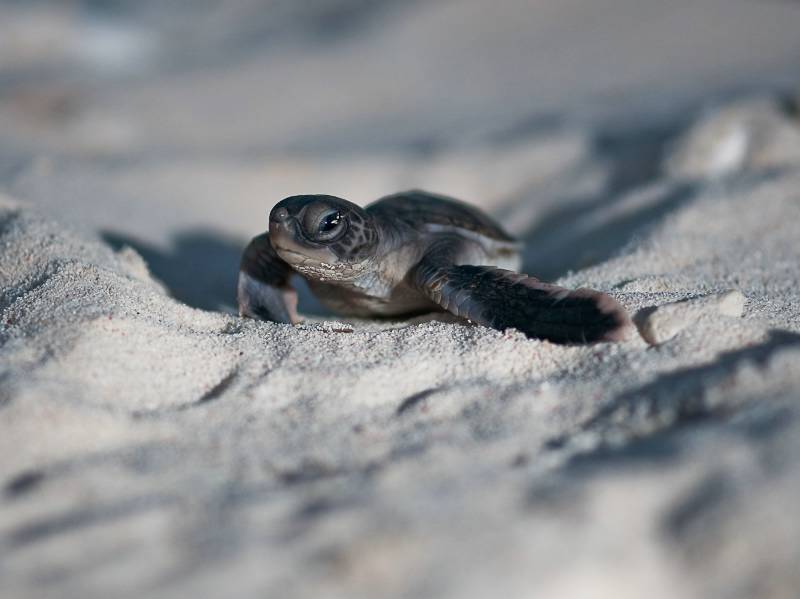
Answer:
xmin=268 ymin=206 xmax=297 ymax=249
xmin=270 ymin=206 xmax=291 ymax=225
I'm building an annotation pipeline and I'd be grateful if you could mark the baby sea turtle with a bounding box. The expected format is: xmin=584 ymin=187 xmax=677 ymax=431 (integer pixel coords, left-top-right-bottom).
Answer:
xmin=238 ymin=190 xmax=630 ymax=343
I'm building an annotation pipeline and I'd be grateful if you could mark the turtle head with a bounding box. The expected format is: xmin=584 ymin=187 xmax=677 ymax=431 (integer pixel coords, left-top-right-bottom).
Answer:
xmin=268 ymin=195 xmax=378 ymax=279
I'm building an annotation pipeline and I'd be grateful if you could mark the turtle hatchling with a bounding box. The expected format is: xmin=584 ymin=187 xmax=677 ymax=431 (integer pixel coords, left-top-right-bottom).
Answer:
xmin=238 ymin=190 xmax=630 ymax=343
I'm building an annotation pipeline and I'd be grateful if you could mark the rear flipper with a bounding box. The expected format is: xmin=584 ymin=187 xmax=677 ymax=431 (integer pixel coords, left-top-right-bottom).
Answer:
xmin=238 ymin=232 xmax=299 ymax=324
xmin=413 ymin=259 xmax=631 ymax=343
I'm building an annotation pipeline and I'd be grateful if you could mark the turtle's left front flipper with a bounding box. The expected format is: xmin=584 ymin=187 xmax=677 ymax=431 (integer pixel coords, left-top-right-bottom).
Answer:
xmin=411 ymin=241 xmax=631 ymax=343
xmin=238 ymin=232 xmax=299 ymax=324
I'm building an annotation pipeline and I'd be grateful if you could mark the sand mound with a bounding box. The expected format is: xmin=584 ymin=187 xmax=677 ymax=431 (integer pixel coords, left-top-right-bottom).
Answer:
xmin=3 ymin=97 xmax=800 ymax=597
xmin=3 ymin=1 xmax=800 ymax=595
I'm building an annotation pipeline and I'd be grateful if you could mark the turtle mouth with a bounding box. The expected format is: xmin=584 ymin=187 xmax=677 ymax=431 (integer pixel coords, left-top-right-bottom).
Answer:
xmin=272 ymin=246 xmax=307 ymax=261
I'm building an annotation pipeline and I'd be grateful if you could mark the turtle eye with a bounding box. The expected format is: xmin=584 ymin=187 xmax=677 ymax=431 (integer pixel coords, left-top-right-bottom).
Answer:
xmin=318 ymin=211 xmax=341 ymax=234
xmin=302 ymin=204 xmax=347 ymax=242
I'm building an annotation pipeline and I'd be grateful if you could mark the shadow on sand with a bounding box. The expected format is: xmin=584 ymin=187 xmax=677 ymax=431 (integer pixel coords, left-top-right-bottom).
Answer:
xmin=102 ymin=230 xmax=329 ymax=315
xmin=508 ymin=123 xmax=694 ymax=280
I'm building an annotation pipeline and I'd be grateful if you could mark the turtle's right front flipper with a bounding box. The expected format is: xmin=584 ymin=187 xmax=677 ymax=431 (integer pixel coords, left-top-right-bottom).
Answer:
xmin=238 ymin=232 xmax=298 ymax=323
xmin=411 ymin=239 xmax=631 ymax=343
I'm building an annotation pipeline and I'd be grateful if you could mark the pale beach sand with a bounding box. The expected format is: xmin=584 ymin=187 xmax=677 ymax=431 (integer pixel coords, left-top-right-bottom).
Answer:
xmin=2 ymin=2 xmax=800 ymax=598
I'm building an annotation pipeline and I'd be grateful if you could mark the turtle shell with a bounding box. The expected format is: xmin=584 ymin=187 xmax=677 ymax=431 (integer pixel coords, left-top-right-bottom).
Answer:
xmin=366 ymin=190 xmax=515 ymax=242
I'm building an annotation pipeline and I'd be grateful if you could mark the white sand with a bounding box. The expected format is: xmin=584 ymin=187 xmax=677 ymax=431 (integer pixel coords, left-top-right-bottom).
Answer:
xmin=2 ymin=2 xmax=800 ymax=598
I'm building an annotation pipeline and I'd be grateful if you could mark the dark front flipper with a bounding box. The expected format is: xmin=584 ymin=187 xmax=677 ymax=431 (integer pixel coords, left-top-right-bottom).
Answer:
xmin=238 ymin=232 xmax=298 ymax=323
xmin=411 ymin=242 xmax=630 ymax=343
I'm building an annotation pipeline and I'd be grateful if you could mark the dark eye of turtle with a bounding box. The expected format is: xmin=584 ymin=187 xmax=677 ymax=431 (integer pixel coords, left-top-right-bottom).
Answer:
xmin=318 ymin=211 xmax=341 ymax=233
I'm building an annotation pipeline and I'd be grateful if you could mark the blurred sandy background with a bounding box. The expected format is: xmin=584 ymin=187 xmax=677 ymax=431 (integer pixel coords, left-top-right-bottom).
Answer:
xmin=2 ymin=2 xmax=800 ymax=598
xmin=3 ymin=0 xmax=800 ymax=311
